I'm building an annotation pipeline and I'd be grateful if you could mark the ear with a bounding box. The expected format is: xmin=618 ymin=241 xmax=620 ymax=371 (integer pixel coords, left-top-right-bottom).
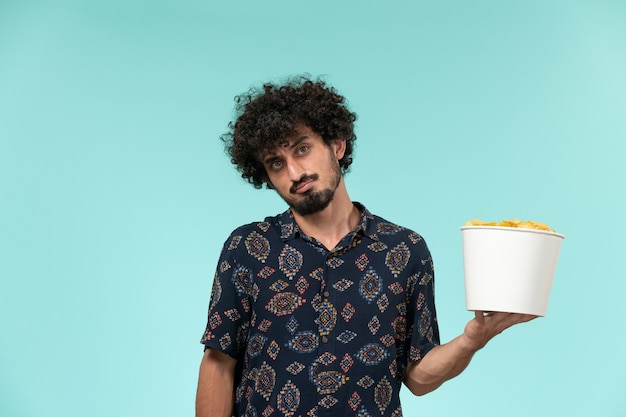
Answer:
xmin=331 ymin=138 xmax=347 ymax=160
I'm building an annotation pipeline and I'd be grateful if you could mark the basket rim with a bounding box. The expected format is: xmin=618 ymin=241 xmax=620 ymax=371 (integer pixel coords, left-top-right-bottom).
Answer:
xmin=460 ymin=225 xmax=565 ymax=239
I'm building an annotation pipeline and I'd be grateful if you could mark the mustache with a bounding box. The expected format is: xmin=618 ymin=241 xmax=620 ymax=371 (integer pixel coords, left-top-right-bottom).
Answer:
xmin=289 ymin=174 xmax=318 ymax=193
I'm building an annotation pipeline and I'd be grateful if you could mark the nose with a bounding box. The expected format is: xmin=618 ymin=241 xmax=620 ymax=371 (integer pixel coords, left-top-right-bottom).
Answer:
xmin=286 ymin=158 xmax=305 ymax=182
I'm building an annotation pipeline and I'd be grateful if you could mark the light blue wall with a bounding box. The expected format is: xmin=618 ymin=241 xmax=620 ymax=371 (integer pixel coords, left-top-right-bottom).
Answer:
xmin=1 ymin=1 xmax=624 ymax=416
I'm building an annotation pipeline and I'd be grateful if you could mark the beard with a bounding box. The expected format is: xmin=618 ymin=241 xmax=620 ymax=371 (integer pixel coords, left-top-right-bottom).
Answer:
xmin=289 ymin=186 xmax=336 ymax=216
xmin=279 ymin=158 xmax=342 ymax=216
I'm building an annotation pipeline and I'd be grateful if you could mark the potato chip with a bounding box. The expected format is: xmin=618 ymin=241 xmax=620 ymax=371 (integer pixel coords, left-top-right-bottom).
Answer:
xmin=465 ymin=218 xmax=555 ymax=232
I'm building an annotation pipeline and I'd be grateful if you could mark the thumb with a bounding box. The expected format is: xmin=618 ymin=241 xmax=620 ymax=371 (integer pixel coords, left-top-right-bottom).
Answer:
xmin=474 ymin=310 xmax=485 ymax=325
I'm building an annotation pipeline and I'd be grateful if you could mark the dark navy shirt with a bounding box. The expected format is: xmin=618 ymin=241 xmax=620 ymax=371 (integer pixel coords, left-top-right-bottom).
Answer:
xmin=201 ymin=203 xmax=440 ymax=417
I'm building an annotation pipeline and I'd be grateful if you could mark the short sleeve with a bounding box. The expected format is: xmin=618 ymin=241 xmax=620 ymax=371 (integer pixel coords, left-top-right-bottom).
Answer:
xmin=406 ymin=241 xmax=440 ymax=362
xmin=200 ymin=232 xmax=253 ymax=359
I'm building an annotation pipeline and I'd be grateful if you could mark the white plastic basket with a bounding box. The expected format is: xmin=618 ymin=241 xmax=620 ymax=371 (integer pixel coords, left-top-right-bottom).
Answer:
xmin=461 ymin=226 xmax=565 ymax=316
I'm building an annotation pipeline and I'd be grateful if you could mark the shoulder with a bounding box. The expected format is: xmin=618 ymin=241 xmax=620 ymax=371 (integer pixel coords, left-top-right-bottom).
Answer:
xmin=220 ymin=211 xmax=286 ymax=249
xmin=368 ymin=211 xmax=425 ymax=241
xmin=228 ymin=213 xmax=282 ymax=237
xmin=367 ymin=211 xmax=430 ymax=256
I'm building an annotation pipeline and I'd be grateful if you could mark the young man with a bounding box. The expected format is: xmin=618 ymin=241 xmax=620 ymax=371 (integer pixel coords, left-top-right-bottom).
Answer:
xmin=196 ymin=77 xmax=535 ymax=417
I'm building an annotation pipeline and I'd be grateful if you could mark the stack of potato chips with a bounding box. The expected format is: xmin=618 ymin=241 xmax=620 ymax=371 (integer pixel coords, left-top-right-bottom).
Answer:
xmin=465 ymin=219 xmax=555 ymax=232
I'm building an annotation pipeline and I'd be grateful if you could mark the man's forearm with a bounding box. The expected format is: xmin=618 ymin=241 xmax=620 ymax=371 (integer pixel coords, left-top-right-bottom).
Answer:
xmin=404 ymin=311 xmax=536 ymax=396
xmin=196 ymin=349 xmax=236 ymax=417
xmin=403 ymin=333 xmax=478 ymax=396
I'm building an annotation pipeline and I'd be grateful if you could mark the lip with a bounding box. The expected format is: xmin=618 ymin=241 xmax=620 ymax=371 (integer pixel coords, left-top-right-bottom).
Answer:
xmin=293 ymin=179 xmax=314 ymax=194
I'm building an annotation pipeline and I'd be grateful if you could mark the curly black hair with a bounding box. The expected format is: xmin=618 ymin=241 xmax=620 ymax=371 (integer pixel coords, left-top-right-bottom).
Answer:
xmin=221 ymin=76 xmax=358 ymax=189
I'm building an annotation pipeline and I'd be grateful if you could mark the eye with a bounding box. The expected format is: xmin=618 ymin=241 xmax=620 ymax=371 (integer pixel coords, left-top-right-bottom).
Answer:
xmin=297 ymin=145 xmax=309 ymax=154
xmin=270 ymin=160 xmax=283 ymax=170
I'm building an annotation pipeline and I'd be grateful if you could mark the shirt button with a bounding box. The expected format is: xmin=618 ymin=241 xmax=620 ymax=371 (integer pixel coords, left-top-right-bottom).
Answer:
xmin=323 ymin=291 xmax=330 ymax=298
xmin=321 ymin=336 xmax=329 ymax=343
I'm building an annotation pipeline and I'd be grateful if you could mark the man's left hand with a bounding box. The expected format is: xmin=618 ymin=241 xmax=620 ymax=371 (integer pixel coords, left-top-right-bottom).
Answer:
xmin=462 ymin=311 xmax=538 ymax=351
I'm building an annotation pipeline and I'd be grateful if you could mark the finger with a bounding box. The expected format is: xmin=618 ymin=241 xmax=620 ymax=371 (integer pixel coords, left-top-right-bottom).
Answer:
xmin=474 ymin=310 xmax=485 ymax=324
xmin=516 ymin=313 xmax=539 ymax=323
xmin=494 ymin=312 xmax=538 ymax=330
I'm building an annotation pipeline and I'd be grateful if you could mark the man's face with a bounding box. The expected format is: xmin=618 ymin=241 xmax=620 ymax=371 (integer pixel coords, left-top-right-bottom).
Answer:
xmin=262 ymin=125 xmax=344 ymax=216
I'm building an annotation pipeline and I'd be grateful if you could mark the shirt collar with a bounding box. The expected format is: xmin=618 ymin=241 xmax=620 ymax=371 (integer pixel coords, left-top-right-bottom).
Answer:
xmin=278 ymin=202 xmax=381 ymax=242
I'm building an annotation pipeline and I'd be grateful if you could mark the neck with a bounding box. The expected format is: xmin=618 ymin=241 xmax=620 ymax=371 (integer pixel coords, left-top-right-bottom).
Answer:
xmin=291 ymin=179 xmax=360 ymax=251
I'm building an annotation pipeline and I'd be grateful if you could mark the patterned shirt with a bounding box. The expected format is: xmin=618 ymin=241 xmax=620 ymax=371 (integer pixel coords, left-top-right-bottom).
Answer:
xmin=201 ymin=203 xmax=440 ymax=417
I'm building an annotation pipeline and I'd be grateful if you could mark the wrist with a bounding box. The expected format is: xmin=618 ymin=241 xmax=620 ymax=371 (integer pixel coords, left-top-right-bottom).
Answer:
xmin=458 ymin=330 xmax=487 ymax=353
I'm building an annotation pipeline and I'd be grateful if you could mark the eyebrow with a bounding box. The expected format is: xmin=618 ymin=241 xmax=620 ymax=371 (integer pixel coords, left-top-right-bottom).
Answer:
xmin=288 ymin=135 xmax=308 ymax=149
xmin=262 ymin=135 xmax=309 ymax=165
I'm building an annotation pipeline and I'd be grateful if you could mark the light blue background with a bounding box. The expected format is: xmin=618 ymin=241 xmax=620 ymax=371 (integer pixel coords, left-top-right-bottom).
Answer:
xmin=1 ymin=1 xmax=625 ymax=416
